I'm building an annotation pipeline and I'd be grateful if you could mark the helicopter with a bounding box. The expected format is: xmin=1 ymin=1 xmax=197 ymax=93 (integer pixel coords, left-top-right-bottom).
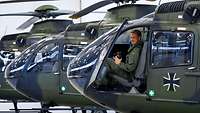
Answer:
xmin=0 ymin=3 xmax=74 ymax=113
xmin=0 ymin=4 xmax=73 ymax=69
xmin=3 ymin=0 xmax=157 ymax=112
xmin=67 ymin=0 xmax=200 ymax=113
xmin=4 ymin=34 xmax=109 ymax=113
xmin=0 ymin=4 xmax=73 ymax=71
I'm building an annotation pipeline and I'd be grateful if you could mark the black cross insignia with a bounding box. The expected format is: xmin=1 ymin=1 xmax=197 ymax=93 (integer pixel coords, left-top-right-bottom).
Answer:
xmin=163 ymin=73 xmax=180 ymax=92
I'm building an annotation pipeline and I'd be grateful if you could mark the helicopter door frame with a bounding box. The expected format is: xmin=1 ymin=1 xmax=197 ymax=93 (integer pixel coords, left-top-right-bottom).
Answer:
xmin=146 ymin=25 xmax=199 ymax=104
xmin=58 ymin=40 xmax=83 ymax=95
xmin=89 ymin=24 xmax=151 ymax=93
xmin=57 ymin=39 xmax=70 ymax=94
xmin=87 ymin=20 xmax=129 ymax=87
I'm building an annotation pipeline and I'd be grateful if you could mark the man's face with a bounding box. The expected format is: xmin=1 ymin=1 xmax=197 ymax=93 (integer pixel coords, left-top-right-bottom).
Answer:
xmin=130 ymin=33 xmax=140 ymax=45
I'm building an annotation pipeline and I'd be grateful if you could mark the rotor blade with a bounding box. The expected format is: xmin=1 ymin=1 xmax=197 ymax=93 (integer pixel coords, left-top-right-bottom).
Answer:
xmin=17 ymin=16 xmax=39 ymax=30
xmin=0 ymin=0 xmax=56 ymax=4
xmin=69 ymin=0 xmax=114 ymax=19
xmin=0 ymin=12 xmax=38 ymax=17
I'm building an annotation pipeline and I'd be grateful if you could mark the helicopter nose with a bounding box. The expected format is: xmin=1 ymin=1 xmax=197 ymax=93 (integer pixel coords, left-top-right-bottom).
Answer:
xmin=5 ymin=61 xmax=43 ymax=101
xmin=5 ymin=63 xmax=19 ymax=89
xmin=5 ymin=50 xmax=43 ymax=101
xmin=67 ymin=33 xmax=112 ymax=93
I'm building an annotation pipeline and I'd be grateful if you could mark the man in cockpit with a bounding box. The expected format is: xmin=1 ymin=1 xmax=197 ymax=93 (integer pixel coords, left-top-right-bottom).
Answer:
xmin=96 ymin=30 xmax=143 ymax=90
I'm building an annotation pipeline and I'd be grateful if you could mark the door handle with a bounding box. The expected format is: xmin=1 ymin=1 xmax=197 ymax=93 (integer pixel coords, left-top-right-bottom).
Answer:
xmin=187 ymin=67 xmax=197 ymax=70
xmin=54 ymin=72 xmax=60 ymax=75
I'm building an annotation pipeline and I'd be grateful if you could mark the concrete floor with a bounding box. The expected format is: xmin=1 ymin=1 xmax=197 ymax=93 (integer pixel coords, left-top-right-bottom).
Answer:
xmin=0 ymin=111 xmax=38 ymax=113
xmin=0 ymin=103 xmax=115 ymax=113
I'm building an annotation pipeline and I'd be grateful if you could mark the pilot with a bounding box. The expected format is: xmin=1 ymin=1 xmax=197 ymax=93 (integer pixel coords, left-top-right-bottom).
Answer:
xmin=96 ymin=30 xmax=143 ymax=90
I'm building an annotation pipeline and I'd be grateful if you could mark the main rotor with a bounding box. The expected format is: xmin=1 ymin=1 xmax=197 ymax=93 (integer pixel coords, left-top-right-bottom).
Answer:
xmin=0 ymin=5 xmax=74 ymax=30
xmin=69 ymin=0 xmax=156 ymax=19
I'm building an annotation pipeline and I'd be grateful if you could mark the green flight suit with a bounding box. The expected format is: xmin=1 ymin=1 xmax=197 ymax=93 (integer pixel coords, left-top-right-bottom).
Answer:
xmin=107 ymin=41 xmax=143 ymax=81
xmin=95 ymin=42 xmax=143 ymax=89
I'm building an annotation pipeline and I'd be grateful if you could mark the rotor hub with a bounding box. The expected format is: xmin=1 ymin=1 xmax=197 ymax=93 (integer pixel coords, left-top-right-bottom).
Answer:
xmin=35 ymin=5 xmax=58 ymax=13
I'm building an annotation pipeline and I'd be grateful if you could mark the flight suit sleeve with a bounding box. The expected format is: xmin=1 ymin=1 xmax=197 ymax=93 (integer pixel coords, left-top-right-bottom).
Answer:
xmin=117 ymin=47 xmax=141 ymax=73
xmin=105 ymin=58 xmax=118 ymax=71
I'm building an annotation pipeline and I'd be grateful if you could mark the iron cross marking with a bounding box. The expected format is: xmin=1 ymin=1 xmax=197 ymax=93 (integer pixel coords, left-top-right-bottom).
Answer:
xmin=163 ymin=73 xmax=180 ymax=92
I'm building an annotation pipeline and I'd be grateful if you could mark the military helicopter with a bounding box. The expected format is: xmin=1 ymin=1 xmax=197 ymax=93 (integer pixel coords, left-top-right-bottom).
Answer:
xmin=67 ymin=0 xmax=200 ymax=113
xmin=0 ymin=2 xmax=73 ymax=113
xmin=4 ymin=33 xmax=109 ymax=113
xmin=3 ymin=0 xmax=157 ymax=112
xmin=0 ymin=4 xmax=73 ymax=73
xmin=0 ymin=4 xmax=73 ymax=71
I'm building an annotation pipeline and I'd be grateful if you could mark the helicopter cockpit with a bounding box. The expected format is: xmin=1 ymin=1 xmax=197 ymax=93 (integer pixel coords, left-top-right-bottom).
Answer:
xmin=68 ymin=18 xmax=150 ymax=94
xmin=5 ymin=37 xmax=87 ymax=100
xmin=68 ymin=15 xmax=195 ymax=95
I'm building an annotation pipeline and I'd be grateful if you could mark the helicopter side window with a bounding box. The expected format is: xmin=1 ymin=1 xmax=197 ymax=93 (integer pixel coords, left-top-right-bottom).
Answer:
xmin=62 ymin=44 xmax=85 ymax=71
xmin=28 ymin=43 xmax=59 ymax=73
xmin=151 ymin=31 xmax=194 ymax=67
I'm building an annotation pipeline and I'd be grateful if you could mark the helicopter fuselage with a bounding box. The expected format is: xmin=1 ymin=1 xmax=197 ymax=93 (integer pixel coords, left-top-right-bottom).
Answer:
xmin=67 ymin=1 xmax=200 ymax=113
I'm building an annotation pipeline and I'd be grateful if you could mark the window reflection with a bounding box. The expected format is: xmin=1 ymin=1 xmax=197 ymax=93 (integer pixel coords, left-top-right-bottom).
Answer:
xmin=69 ymin=28 xmax=117 ymax=89
xmin=28 ymin=43 xmax=59 ymax=73
xmin=151 ymin=31 xmax=194 ymax=67
xmin=62 ymin=44 xmax=85 ymax=71
xmin=10 ymin=45 xmax=36 ymax=73
xmin=0 ymin=51 xmax=16 ymax=72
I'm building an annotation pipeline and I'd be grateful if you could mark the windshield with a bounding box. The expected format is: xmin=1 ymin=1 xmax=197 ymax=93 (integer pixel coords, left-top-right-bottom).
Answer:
xmin=9 ymin=45 xmax=36 ymax=74
xmin=68 ymin=27 xmax=118 ymax=89
xmin=9 ymin=40 xmax=45 ymax=74
xmin=63 ymin=44 xmax=86 ymax=71
xmin=27 ymin=43 xmax=59 ymax=72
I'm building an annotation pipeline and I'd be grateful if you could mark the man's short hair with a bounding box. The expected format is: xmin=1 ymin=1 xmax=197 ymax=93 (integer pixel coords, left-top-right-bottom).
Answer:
xmin=130 ymin=30 xmax=142 ymax=38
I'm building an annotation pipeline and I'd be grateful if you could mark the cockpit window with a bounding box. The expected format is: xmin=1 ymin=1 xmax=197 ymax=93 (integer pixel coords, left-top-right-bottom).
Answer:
xmin=68 ymin=28 xmax=117 ymax=88
xmin=62 ymin=44 xmax=86 ymax=71
xmin=28 ymin=43 xmax=59 ymax=73
xmin=151 ymin=31 xmax=194 ymax=67
xmin=10 ymin=45 xmax=36 ymax=73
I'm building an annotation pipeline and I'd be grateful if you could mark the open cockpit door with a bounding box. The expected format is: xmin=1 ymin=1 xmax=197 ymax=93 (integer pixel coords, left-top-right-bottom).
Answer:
xmin=90 ymin=26 xmax=149 ymax=93
xmin=68 ymin=20 xmax=129 ymax=92
xmin=68 ymin=21 xmax=150 ymax=95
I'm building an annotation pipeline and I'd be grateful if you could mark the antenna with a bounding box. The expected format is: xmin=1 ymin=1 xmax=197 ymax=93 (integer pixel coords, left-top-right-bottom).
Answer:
xmin=4 ymin=26 xmax=7 ymax=36
xmin=80 ymin=0 xmax=82 ymax=23
xmin=158 ymin=0 xmax=162 ymax=5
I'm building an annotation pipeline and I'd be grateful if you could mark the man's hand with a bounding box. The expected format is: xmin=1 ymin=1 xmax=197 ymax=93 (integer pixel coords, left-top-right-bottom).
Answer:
xmin=114 ymin=56 xmax=122 ymax=64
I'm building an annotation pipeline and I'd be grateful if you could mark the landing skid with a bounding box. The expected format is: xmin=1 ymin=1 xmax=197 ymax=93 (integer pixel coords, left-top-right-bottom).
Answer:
xmin=10 ymin=107 xmax=108 ymax=113
xmin=12 ymin=100 xmax=19 ymax=113
xmin=39 ymin=103 xmax=51 ymax=113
